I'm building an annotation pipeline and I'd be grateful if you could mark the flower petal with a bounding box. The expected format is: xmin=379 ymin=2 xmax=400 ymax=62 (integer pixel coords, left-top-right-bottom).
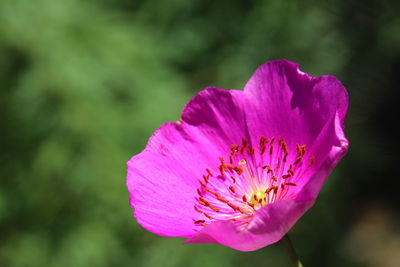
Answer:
xmin=127 ymin=149 xmax=199 ymax=237
xmin=127 ymin=87 xmax=250 ymax=237
xmin=185 ymin=198 xmax=312 ymax=251
xmin=243 ymin=60 xmax=348 ymax=151
xmin=181 ymin=87 xmax=250 ymax=149
xmin=296 ymin=111 xmax=349 ymax=201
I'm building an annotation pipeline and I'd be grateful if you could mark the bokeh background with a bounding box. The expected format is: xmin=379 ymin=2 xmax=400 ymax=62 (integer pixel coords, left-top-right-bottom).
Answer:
xmin=1 ymin=0 xmax=399 ymax=266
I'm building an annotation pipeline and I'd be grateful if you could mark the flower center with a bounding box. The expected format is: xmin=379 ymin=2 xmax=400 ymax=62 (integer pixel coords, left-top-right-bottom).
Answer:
xmin=193 ymin=136 xmax=315 ymax=228
xmin=251 ymin=190 xmax=267 ymax=207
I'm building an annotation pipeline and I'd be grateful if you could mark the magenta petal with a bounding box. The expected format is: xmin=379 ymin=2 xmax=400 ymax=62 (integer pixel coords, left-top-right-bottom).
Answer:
xmin=244 ymin=60 xmax=348 ymax=150
xmin=181 ymin=87 xmax=249 ymax=149
xmin=127 ymin=149 xmax=198 ymax=237
xmin=297 ymin=111 xmax=348 ymax=201
xmin=127 ymin=88 xmax=250 ymax=236
xmin=185 ymin=199 xmax=312 ymax=251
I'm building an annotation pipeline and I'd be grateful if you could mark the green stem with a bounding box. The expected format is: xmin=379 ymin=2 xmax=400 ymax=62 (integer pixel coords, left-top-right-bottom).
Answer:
xmin=281 ymin=234 xmax=304 ymax=267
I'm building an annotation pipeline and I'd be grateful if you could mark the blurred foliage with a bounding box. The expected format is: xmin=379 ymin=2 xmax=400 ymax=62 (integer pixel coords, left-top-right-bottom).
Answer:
xmin=1 ymin=0 xmax=399 ymax=267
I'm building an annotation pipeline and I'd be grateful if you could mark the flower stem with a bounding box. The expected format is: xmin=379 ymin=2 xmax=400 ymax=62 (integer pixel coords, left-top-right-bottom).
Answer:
xmin=281 ymin=234 xmax=303 ymax=267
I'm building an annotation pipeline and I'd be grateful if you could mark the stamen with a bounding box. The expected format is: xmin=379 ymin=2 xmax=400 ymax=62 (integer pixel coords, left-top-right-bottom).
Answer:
xmin=228 ymin=186 xmax=236 ymax=193
xmin=282 ymin=141 xmax=289 ymax=155
xmin=204 ymin=213 xmax=214 ymax=219
xmin=225 ymin=164 xmax=235 ymax=170
xmin=209 ymin=206 xmax=220 ymax=212
xmin=216 ymin=195 xmax=229 ymax=203
xmin=247 ymin=147 xmax=255 ymax=155
xmin=260 ymin=146 xmax=266 ymax=155
xmin=265 ymin=187 xmax=274 ymax=194
xmin=283 ymin=153 xmax=288 ymax=162
xmin=193 ymin=136 xmax=314 ymax=227
xmin=293 ymin=156 xmax=303 ymax=165
xmin=197 ymin=198 xmax=207 ymax=206
xmin=233 ymin=166 xmax=243 ymax=175
xmin=266 ymin=186 xmax=278 ymax=195
xmin=260 ymin=136 xmax=268 ymax=147
xmin=237 ymin=207 xmax=246 ymax=214
xmin=273 ymin=186 xmax=278 ymax=194
xmin=309 ymin=156 xmax=315 ymax=167
xmin=276 ymin=157 xmax=281 ymax=170
xmin=288 ymin=164 xmax=294 ymax=176
xmin=219 ymin=165 xmax=225 ymax=175
xmin=197 ymin=189 xmax=203 ymax=196
xmin=242 ymin=138 xmax=248 ymax=147
xmin=198 ymin=197 xmax=209 ymax=206
xmin=198 ymin=179 xmax=206 ymax=187
xmin=262 ymin=165 xmax=273 ymax=173
xmin=230 ymin=144 xmax=239 ymax=155
xmin=227 ymin=202 xmax=238 ymax=211
xmin=194 ymin=206 xmax=203 ymax=213
xmin=206 ymin=188 xmax=219 ymax=197
xmin=270 ymin=137 xmax=275 ymax=145
xmin=240 ymin=138 xmax=247 ymax=154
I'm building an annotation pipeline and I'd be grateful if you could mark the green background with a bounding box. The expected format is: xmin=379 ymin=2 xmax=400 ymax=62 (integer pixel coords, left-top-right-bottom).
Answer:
xmin=1 ymin=0 xmax=399 ymax=266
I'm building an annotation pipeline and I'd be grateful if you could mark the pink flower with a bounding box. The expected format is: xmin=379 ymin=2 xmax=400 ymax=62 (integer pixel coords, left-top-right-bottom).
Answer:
xmin=126 ymin=60 xmax=349 ymax=251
